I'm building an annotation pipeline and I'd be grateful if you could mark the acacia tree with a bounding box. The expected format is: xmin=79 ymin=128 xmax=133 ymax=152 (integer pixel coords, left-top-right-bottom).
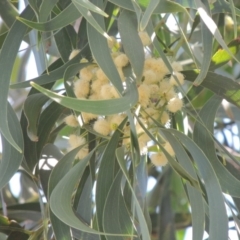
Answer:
xmin=1 ymin=0 xmax=240 ymax=239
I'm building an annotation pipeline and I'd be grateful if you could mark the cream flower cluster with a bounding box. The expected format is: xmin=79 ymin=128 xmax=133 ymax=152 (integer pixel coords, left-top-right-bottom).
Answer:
xmin=65 ymin=33 xmax=184 ymax=164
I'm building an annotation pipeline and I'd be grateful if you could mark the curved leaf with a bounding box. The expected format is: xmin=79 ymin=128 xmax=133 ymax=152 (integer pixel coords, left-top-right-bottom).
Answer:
xmin=193 ymin=0 xmax=213 ymax=86
xmin=193 ymin=95 xmax=240 ymax=197
xmin=72 ymin=0 xmax=108 ymax=17
xmin=87 ymin=0 xmax=123 ymax=93
xmin=0 ymin=103 xmax=23 ymax=190
xmin=10 ymin=59 xmax=86 ymax=89
xmin=74 ymin=2 xmax=110 ymax=41
xmin=23 ymin=93 xmax=49 ymax=142
xmin=162 ymin=131 xmax=205 ymax=240
xmin=96 ymin=119 xmax=127 ymax=233
xmin=103 ymin=171 xmax=137 ymax=240
xmin=50 ymin=149 xmax=133 ymax=237
xmin=116 ymin=147 xmax=151 ymax=240
xmin=169 ymin=129 xmax=228 ymax=240
xmin=17 ymin=3 xmax=81 ymax=32
xmin=39 ymin=0 xmax=58 ymax=22
xmin=30 ymin=79 xmax=138 ymax=115
xmin=140 ymin=0 xmax=159 ymax=31
xmin=118 ymin=10 xmax=145 ymax=82
xmin=0 ymin=5 xmax=34 ymax=152
xmin=183 ymin=70 xmax=240 ymax=108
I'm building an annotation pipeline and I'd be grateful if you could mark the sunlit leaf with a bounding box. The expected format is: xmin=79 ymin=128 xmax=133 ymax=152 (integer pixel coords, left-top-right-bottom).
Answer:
xmin=210 ymin=38 xmax=240 ymax=69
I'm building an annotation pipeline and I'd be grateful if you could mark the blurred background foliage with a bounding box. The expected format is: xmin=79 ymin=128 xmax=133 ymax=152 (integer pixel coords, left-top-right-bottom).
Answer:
xmin=1 ymin=0 xmax=240 ymax=240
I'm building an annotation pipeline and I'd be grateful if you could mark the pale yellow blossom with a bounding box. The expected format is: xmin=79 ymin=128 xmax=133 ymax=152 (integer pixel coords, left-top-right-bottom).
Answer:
xmin=167 ymin=97 xmax=183 ymax=113
xmin=93 ymin=119 xmax=111 ymax=136
xmin=74 ymin=79 xmax=90 ymax=98
xmin=68 ymin=134 xmax=89 ymax=160
xmin=150 ymin=152 xmax=168 ymax=166
xmin=79 ymin=67 xmax=93 ymax=81
xmin=114 ymin=53 xmax=129 ymax=68
xmin=64 ymin=115 xmax=79 ymax=127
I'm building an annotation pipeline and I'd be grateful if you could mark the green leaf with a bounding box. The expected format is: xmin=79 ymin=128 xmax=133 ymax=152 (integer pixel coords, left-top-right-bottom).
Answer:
xmin=169 ymin=129 xmax=228 ymax=240
xmin=87 ymin=0 xmax=123 ymax=93
xmin=118 ymin=10 xmax=145 ymax=82
xmin=110 ymin=0 xmax=188 ymax=15
xmin=96 ymin=119 xmax=127 ymax=233
xmin=0 ymin=5 xmax=34 ymax=152
xmin=50 ymin=148 xmax=132 ymax=237
xmin=0 ymin=0 xmax=18 ymax=28
xmin=10 ymin=59 xmax=85 ymax=89
xmin=30 ymin=78 xmax=138 ymax=115
xmin=48 ymin=146 xmax=83 ymax=240
xmin=39 ymin=0 xmax=58 ymax=22
xmin=74 ymin=168 xmax=92 ymax=225
xmin=103 ymin=171 xmax=136 ymax=239
xmin=162 ymin=131 xmax=205 ymax=240
xmin=210 ymin=38 xmax=240 ymax=70
xmin=74 ymin=2 xmax=110 ymax=41
xmin=54 ymin=26 xmax=73 ymax=62
xmin=0 ymin=103 xmax=23 ymax=190
xmin=36 ymin=101 xmax=65 ymax=157
xmin=17 ymin=3 xmax=81 ymax=32
xmin=193 ymin=0 xmax=213 ymax=86
xmin=131 ymin=0 xmax=142 ymax=27
xmin=193 ymin=95 xmax=240 ymax=197
xmin=140 ymin=0 xmax=159 ymax=31
xmin=153 ymin=0 xmax=190 ymax=15
xmin=23 ymin=93 xmax=49 ymax=142
xmin=108 ymin=0 xmax=134 ymax=10
xmin=116 ymin=147 xmax=151 ymax=240
xmin=136 ymin=116 xmax=200 ymax=189
xmin=212 ymin=0 xmax=240 ymax=16
xmin=72 ymin=0 xmax=108 ymax=17
xmin=183 ymin=70 xmax=240 ymax=108
xmin=196 ymin=1 xmax=240 ymax=67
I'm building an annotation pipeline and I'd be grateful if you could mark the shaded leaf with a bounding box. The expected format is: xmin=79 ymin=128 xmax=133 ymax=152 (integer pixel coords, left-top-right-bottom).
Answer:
xmin=183 ymin=70 xmax=240 ymax=108
xmin=23 ymin=93 xmax=49 ymax=142
xmin=0 ymin=103 xmax=23 ymax=190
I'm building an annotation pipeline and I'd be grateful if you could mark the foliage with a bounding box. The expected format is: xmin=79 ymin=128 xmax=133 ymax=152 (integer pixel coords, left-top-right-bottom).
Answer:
xmin=1 ymin=0 xmax=240 ymax=239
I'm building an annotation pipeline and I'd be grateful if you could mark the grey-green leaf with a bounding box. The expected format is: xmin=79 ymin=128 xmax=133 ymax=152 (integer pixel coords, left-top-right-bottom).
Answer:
xmin=0 ymin=103 xmax=23 ymax=190
xmin=118 ymin=10 xmax=145 ymax=82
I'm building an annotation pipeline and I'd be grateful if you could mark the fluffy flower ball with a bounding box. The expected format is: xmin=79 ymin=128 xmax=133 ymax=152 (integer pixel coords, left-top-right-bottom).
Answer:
xmin=79 ymin=67 xmax=93 ymax=81
xmin=150 ymin=152 xmax=168 ymax=166
xmin=64 ymin=115 xmax=79 ymax=127
xmin=93 ymin=119 xmax=111 ymax=136
xmin=169 ymin=72 xmax=185 ymax=86
xmin=74 ymin=79 xmax=90 ymax=98
xmin=167 ymin=97 xmax=183 ymax=113
xmin=68 ymin=134 xmax=88 ymax=160
xmin=138 ymin=84 xmax=150 ymax=108
xmin=114 ymin=53 xmax=129 ymax=68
